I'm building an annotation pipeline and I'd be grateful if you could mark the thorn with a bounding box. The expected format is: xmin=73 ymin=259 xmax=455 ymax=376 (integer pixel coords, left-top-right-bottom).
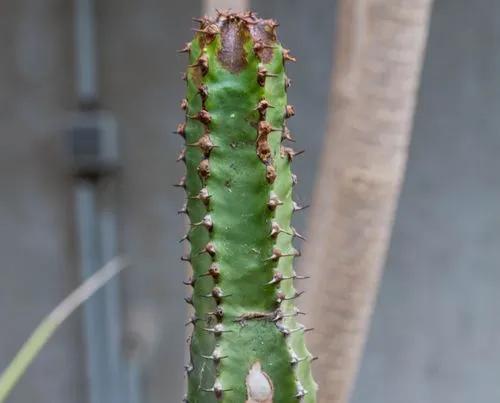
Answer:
xmin=181 ymin=72 xmax=188 ymax=82
xmin=173 ymin=176 xmax=186 ymax=189
xmin=193 ymin=23 xmax=220 ymax=36
xmin=184 ymin=295 xmax=194 ymax=305
xmin=201 ymin=379 xmax=230 ymax=399
xmin=185 ymin=315 xmax=200 ymax=326
xmin=285 ymin=76 xmax=292 ymax=90
xmin=256 ymin=99 xmax=274 ymax=118
xmin=310 ymin=356 xmax=319 ymax=363
xmin=257 ymin=66 xmax=277 ymax=86
xmin=180 ymin=254 xmax=191 ymax=262
xmin=184 ymin=363 xmax=194 ymax=374
xmin=207 ymin=306 xmax=224 ymax=321
xmin=200 ymin=262 xmax=221 ymax=279
xmin=198 ymin=159 xmax=210 ymax=180
xmin=188 ymin=54 xmax=209 ymax=75
xmin=198 ymin=242 xmax=216 ymax=257
xmin=189 ymin=187 xmax=211 ymax=205
xmin=180 ymin=98 xmax=188 ymax=110
xmin=188 ymin=109 xmax=211 ymax=124
xmin=269 ymin=221 xmax=291 ymax=238
xmin=282 ymin=127 xmax=295 ymax=142
xmin=204 ymin=286 xmax=226 ymax=303
xmin=282 ymin=146 xmax=305 ymax=161
xmin=291 ymin=173 xmax=298 ymax=186
xmin=177 ymin=42 xmax=191 ymax=53
xmin=285 ymin=104 xmax=295 ymax=118
xmin=295 ymin=382 xmax=308 ymax=398
xmin=290 ymin=352 xmax=310 ymax=366
xmin=201 ymin=346 xmax=228 ymax=363
xmin=257 ymin=121 xmax=281 ymax=137
xmin=267 ymin=192 xmax=283 ymax=211
xmin=203 ymin=323 xmax=231 ymax=336
xmin=267 ymin=272 xmax=283 ymax=285
xmin=264 ymin=247 xmax=283 ymax=262
xmin=276 ymin=290 xmax=305 ymax=304
xmin=177 ymin=202 xmax=188 ymax=215
xmin=178 ymin=233 xmax=189 ymax=243
xmin=173 ymin=122 xmax=186 ymax=138
xmin=176 ymin=148 xmax=186 ymax=163
xmin=283 ymin=48 xmax=297 ymax=62
xmin=187 ymin=134 xmax=215 ymax=155
xmin=293 ymin=201 xmax=310 ymax=212
xmin=253 ymin=40 xmax=276 ymax=54
xmin=292 ymin=227 xmax=306 ymax=240
xmin=183 ymin=277 xmax=196 ymax=287
xmin=304 ymin=327 xmax=314 ymax=333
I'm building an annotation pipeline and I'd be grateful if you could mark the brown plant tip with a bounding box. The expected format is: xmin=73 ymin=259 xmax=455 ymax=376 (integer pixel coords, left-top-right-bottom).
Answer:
xmin=285 ymin=76 xmax=292 ymax=90
xmin=180 ymin=98 xmax=188 ymax=110
xmin=284 ymin=104 xmax=295 ymax=119
xmin=197 ymin=159 xmax=210 ymax=179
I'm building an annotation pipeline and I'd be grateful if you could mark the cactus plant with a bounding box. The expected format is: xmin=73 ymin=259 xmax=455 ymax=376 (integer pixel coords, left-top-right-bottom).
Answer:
xmin=176 ymin=11 xmax=317 ymax=402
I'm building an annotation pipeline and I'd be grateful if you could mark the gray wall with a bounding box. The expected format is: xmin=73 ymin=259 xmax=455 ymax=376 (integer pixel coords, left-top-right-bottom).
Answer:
xmin=0 ymin=1 xmax=499 ymax=402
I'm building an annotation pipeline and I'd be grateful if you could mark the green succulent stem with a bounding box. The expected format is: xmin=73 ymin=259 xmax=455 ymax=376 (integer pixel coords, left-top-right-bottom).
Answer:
xmin=178 ymin=11 xmax=317 ymax=402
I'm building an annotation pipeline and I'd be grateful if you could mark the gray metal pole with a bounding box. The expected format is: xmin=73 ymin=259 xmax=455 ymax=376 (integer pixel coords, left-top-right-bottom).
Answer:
xmin=74 ymin=0 xmax=98 ymax=105
xmin=99 ymin=179 xmax=125 ymax=403
xmin=74 ymin=180 xmax=108 ymax=403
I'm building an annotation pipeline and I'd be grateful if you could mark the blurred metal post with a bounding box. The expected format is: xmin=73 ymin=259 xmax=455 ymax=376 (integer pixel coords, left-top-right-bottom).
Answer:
xmin=202 ymin=0 xmax=249 ymax=16
xmin=72 ymin=1 xmax=138 ymax=402
xmin=74 ymin=180 xmax=107 ymax=403
xmin=301 ymin=1 xmax=434 ymax=402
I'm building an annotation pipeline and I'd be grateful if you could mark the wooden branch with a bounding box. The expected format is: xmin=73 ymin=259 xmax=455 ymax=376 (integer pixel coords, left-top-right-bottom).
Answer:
xmin=301 ymin=1 xmax=434 ymax=402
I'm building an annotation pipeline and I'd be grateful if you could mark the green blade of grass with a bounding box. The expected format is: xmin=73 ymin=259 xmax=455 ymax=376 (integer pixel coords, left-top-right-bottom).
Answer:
xmin=0 ymin=256 xmax=130 ymax=402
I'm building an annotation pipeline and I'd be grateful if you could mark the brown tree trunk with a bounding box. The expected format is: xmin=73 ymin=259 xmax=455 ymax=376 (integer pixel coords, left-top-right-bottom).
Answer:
xmin=301 ymin=1 xmax=434 ymax=402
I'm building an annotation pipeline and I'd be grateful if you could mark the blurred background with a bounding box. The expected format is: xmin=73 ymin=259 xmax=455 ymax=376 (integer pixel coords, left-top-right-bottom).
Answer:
xmin=1 ymin=0 xmax=500 ymax=402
